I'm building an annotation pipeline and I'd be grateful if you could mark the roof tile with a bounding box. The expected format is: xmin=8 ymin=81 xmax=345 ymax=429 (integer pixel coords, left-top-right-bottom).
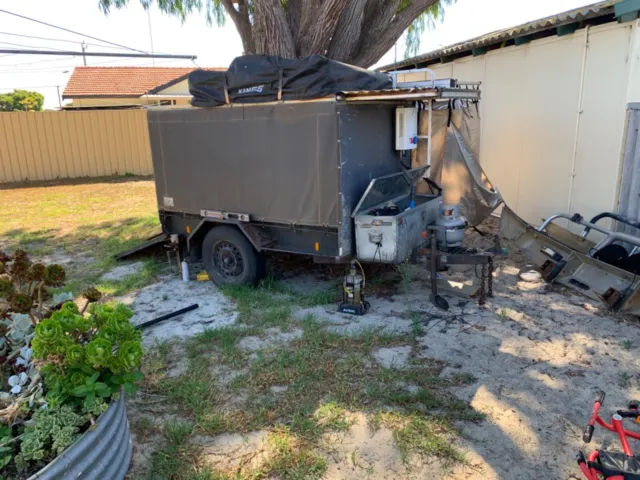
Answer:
xmin=62 ymin=66 xmax=225 ymax=98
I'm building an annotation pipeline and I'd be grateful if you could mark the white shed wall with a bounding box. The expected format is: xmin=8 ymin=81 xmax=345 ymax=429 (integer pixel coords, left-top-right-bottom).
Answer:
xmin=398 ymin=22 xmax=635 ymax=227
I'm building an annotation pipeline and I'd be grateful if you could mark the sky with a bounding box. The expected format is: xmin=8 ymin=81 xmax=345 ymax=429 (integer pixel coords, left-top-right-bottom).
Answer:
xmin=0 ymin=0 xmax=598 ymax=109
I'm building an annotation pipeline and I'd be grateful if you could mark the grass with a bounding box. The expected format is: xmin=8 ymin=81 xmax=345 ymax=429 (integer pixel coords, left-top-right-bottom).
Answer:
xmin=620 ymin=340 xmax=634 ymax=350
xmin=141 ymin=307 xmax=482 ymax=478
xmin=0 ymin=177 xmax=161 ymax=295
xmin=384 ymin=414 xmax=464 ymax=465
xmin=619 ymin=372 xmax=634 ymax=388
xmin=187 ymin=326 xmax=249 ymax=366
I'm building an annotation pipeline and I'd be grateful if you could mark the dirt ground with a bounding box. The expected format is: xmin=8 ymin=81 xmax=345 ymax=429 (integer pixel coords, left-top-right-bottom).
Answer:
xmin=3 ymin=177 xmax=638 ymax=479
xmin=120 ymin=218 xmax=640 ymax=480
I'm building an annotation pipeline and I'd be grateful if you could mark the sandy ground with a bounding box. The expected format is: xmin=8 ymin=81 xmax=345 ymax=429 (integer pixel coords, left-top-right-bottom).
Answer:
xmin=114 ymin=220 xmax=640 ymax=479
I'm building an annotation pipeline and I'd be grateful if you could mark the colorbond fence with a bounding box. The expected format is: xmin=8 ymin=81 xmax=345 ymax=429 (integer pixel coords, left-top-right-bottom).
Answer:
xmin=0 ymin=109 xmax=153 ymax=183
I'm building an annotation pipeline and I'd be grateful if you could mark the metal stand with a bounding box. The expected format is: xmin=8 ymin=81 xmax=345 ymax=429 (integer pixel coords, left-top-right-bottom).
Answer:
xmin=425 ymin=227 xmax=499 ymax=310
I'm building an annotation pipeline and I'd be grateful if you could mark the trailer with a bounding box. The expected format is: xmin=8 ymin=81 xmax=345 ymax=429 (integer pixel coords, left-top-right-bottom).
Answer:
xmin=147 ymin=56 xmax=482 ymax=286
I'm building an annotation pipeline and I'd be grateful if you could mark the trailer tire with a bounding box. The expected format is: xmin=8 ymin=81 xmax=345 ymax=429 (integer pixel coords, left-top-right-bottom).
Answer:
xmin=202 ymin=226 xmax=265 ymax=286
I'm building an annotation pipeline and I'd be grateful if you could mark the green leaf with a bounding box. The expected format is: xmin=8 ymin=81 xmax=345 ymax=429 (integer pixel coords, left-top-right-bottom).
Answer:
xmin=107 ymin=374 xmax=124 ymax=385
xmin=71 ymin=385 xmax=89 ymax=397
xmin=89 ymin=372 xmax=100 ymax=383
xmin=0 ymin=454 xmax=10 ymax=469
xmin=131 ymin=371 xmax=144 ymax=382
xmin=123 ymin=382 xmax=138 ymax=396
xmin=86 ymin=391 xmax=96 ymax=404
xmin=97 ymin=388 xmax=111 ymax=398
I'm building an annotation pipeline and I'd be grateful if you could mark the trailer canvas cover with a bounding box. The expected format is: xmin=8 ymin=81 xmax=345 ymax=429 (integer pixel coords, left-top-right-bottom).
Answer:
xmin=189 ymin=55 xmax=392 ymax=107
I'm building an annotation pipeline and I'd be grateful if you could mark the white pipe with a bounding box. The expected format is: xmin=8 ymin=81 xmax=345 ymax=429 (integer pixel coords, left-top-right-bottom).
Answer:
xmin=567 ymin=25 xmax=591 ymax=214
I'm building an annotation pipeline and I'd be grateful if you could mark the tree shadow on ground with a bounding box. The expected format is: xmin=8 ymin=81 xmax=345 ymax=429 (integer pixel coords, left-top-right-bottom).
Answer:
xmin=0 ymin=174 xmax=154 ymax=191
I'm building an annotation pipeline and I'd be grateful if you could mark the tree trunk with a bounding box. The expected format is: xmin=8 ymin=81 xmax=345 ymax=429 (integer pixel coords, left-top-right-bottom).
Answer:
xmin=252 ymin=0 xmax=296 ymax=58
xmin=325 ymin=0 xmax=368 ymax=62
xmin=352 ymin=0 xmax=440 ymax=67
xmin=296 ymin=0 xmax=348 ymax=57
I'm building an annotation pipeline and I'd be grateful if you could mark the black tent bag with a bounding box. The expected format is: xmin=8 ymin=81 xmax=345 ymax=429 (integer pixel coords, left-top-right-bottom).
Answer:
xmin=189 ymin=54 xmax=392 ymax=107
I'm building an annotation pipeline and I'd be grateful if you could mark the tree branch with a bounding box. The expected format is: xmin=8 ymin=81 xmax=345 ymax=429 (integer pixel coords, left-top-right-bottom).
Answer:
xmin=220 ymin=0 xmax=256 ymax=54
xmin=352 ymin=0 xmax=439 ymax=67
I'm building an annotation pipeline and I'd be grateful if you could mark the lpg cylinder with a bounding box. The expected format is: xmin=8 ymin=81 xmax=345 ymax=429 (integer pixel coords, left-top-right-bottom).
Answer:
xmin=436 ymin=203 xmax=467 ymax=248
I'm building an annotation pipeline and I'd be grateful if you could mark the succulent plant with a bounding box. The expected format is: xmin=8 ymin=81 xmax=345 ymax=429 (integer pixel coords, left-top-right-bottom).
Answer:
xmin=0 ymin=278 xmax=15 ymax=299
xmin=82 ymin=287 xmax=102 ymax=303
xmin=15 ymin=346 xmax=34 ymax=370
xmin=27 ymin=263 xmax=46 ymax=282
xmin=10 ymin=249 xmax=31 ymax=282
xmin=8 ymin=372 xmax=28 ymax=395
xmin=43 ymin=265 xmax=65 ymax=287
xmin=8 ymin=314 xmax=34 ymax=344
xmin=52 ymin=292 xmax=73 ymax=305
xmin=10 ymin=293 xmax=33 ymax=314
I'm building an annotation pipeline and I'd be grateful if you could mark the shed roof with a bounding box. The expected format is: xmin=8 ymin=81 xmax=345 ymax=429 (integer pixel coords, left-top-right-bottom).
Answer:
xmin=63 ymin=66 xmax=225 ymax=99
xmin=379 ymin=0 xmax=621 ymax=71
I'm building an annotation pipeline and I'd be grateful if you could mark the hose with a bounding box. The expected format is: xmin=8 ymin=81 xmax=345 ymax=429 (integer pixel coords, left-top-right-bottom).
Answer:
xmin=353 ymin=259 xmax=366 ymax=289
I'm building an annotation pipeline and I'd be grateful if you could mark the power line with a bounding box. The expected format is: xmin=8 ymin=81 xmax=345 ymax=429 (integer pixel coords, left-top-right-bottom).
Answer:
xmin=0 ymin=32 xmax=143 ymax=51
xmin=0 ymin=56 xmax=76 ymax=68
xmin=0 ymin=49 xmax=197 ymax=60
xmin=0 ymin=41 xmax=67 ymax=51
xmin=0 ymin=9 xmax=148 ymax=54
xmin=0 ymin=85 xmax=61 ymax=91
xmin=0 ymin=57 xmax=189 ymax=74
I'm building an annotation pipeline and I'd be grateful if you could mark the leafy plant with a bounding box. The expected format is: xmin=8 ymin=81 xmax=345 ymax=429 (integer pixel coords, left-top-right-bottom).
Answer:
xmin=16 ymin=405 xmax=84 ymax=466
xmin=0 ymin=424 xmax=12 ymax=472
xmin=33 ymin=301 xmax=143 ymax=412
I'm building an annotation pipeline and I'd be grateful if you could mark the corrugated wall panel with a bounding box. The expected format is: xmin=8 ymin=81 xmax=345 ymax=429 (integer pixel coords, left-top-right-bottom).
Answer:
xmin=0 ymin=110 xmax=152 ymax=183
xmin=619 ymin=104 xmax=640 ymax=233
xmin=394 ymin=22 xmax=633 ymax=226
xmin=517 ymin=34 xmax=585 ymax=225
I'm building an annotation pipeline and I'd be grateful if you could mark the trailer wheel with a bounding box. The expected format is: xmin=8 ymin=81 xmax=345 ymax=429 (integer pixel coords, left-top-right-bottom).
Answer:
xmin=202 ymin=226 xmax=265 ymax=286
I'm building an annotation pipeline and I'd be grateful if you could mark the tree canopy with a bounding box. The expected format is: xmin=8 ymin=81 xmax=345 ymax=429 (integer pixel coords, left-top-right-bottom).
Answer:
xmin=0 ymin=90 xmax=44 ymax=112
xmin=99 ymin=0 xmax=454 ymax=67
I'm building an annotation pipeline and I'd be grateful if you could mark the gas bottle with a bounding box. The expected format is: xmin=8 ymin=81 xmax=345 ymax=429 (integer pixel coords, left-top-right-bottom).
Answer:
xmin=436 ymin=202 xmax=467 ymax=248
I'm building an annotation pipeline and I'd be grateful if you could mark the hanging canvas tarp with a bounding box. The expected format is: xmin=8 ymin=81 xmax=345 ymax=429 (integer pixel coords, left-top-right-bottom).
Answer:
xmin=413 ymin=104 xmax=502 ymax=226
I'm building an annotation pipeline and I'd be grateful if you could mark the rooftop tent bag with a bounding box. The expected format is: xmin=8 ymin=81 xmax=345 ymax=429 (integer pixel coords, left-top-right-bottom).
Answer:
xmin=189 ymin=54 xmax=392 ymax=107
xmin=189 ymin=69 xmax=228 ymax=108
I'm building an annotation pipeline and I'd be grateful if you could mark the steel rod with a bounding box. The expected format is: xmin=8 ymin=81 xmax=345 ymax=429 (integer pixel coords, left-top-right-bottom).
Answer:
xmin=136 ymin=304 xmax=199 ymax=330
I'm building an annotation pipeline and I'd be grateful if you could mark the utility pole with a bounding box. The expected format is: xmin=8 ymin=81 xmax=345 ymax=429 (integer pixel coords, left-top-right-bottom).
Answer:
xmin=56 ymin=85 xmax=61 ymax=108
xmin=81 ymin=41 xmax=87 ymax=66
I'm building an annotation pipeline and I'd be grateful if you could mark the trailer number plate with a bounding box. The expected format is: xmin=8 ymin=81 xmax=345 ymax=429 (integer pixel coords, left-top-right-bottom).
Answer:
xmin=163 ymin=196 xmax=174 ymax=207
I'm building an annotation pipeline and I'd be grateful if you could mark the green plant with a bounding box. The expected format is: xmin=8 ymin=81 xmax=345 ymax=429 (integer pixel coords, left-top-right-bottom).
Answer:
xmin=0 ymin=90 xmax=44 ymax=112
xmin=33 ymin=301 xmax=143 ymax=411
xmin=619 ymin=372 xmax=633 ymax=388
xmin=620 ymin=340 xmax=634 ymax=351
xmin=16 ymin=404 xmax=84 ymax=466
xmin=0 ymin=250 xmax=66 ymax=321
xmin=0 ymin=424 xmax=12 ymax=472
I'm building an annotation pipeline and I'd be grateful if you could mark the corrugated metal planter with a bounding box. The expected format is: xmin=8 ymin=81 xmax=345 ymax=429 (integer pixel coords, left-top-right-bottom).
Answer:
xmin=27 ymin=394 xmax=132 ymax=480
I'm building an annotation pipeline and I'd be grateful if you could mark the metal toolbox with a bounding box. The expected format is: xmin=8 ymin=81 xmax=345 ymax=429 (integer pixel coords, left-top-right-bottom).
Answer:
xmin=353 ymin=167 xmax=440 ymax=263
